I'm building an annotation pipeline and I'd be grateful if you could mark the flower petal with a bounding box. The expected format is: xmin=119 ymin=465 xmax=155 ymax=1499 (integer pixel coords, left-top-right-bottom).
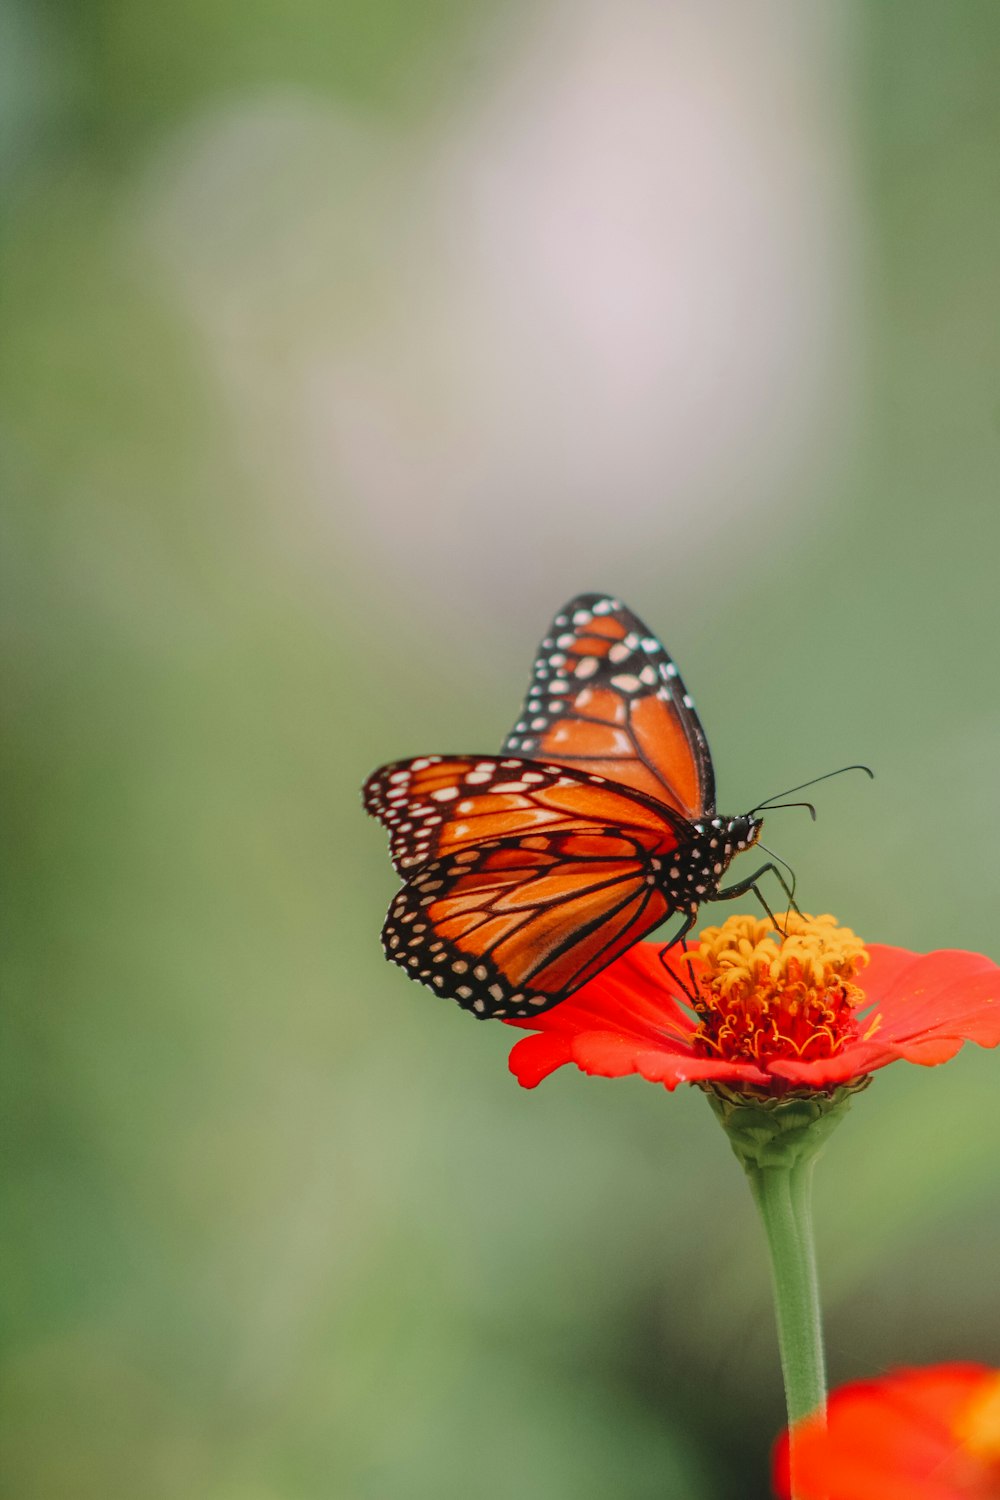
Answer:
xmin=569 ymin=1029 xmax=769 ymax=1089
xmin=507 ymin=1032 xmax=574 ymax=1089
xmin=507 ymin=935 xmax=1000 ymax=1095
xmin=770 ymin=945 xmax=1000 ymax=1086
xmin=864 ymin=945 xmax=1000 ymax=1053
xmin=774 ymin=1365 xmax=995 ymax=1500
xmin=767 ymin=1044 xmax=890 ymax=1088
xmin=504 ymin=943 xmax=777 ymax=1090
xmin=505 ymin=945 xmax=697 ymax=1045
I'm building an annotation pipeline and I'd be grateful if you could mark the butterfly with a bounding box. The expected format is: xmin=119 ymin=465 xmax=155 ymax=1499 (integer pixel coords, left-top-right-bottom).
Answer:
xmin=363 ymin=592 xmax=780 ymax=1020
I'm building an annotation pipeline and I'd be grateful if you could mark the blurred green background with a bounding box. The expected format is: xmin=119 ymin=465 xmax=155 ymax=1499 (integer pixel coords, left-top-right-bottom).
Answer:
xmin=5 ymin=2 xmax=1000 ymax=1496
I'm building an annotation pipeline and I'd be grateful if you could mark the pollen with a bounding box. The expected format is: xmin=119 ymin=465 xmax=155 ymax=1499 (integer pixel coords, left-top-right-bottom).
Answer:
xmin=688 ymin=911 xmax=869 ymax=1067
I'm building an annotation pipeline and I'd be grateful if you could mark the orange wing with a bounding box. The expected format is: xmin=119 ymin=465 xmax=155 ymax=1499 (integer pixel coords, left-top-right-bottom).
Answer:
xmin=381 ymin=830 xmax=671 ymax=1017
xmin=363 ymin=753 xmax=686 ymax=875
xmin=502 ymin=593 xmax=715 ymax=820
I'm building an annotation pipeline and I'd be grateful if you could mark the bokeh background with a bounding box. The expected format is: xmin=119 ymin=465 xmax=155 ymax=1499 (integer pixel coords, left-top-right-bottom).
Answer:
xmin=5 ymin=2 xmax=1000 ymax=1496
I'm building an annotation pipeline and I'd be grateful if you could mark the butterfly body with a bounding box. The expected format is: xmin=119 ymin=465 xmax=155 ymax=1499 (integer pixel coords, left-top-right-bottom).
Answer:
xmin=363 ymin=594 xmax=767 ymax=1019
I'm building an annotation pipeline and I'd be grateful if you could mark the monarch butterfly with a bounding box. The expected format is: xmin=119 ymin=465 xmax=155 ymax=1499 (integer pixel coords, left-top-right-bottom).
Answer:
xmin=363 ymin=592 xmax=788 ymax=1019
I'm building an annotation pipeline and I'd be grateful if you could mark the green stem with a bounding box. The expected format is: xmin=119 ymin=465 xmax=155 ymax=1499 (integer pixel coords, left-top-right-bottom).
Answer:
xmin=746 ymin=1158 xmax=827 ymax=1494
xmin=704 ymin=1082 xmax=861 ymax=1492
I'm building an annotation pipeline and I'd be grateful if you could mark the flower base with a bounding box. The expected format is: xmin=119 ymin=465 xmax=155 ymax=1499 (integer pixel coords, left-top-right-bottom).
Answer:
xmin=703 ymin=1079 xmax=870 ymax=1172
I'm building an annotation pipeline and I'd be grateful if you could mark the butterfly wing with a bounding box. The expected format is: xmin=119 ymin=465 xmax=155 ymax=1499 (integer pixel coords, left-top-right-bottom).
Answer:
xmin=363 ymin=753 xmax=686 ymax=875
xmin=381 ymin=829 xmax=671 ymax=1017
xmin=502 ymin=592 xmax=715 ymax=819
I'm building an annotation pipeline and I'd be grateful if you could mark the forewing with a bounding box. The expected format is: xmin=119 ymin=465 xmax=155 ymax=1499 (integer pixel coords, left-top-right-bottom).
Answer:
xmin=502 ymin=592 xmax=715 ymax=819
xmin=382 ymin=830 xmax=672 ymax=1017
xmin=363 ymin=753 xmax=686 ymax=875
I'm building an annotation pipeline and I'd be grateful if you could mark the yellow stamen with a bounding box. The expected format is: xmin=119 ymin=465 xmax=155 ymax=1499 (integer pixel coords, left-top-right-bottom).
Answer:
xmin=687 ymin=912 xmax=870 ymax=1068
xmin=694 ymin=911 xmax=868 ymax=991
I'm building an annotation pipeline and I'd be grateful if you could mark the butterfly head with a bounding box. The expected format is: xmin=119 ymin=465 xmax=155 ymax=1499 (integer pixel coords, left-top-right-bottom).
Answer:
xmin=726 ymin=813 xmax=763 ymax=852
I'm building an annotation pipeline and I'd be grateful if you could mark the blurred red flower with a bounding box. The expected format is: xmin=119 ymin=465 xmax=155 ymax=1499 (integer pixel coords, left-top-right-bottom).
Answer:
xmin=506 ymin=913 xmax=1000 ymax=1093
xmin=773 ymin=1364 xmax=1000 ymax=1499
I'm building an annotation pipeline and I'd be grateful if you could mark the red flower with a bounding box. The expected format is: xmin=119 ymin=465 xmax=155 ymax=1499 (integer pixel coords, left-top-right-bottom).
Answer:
xmin=773 ymin=1364 xmax=1000 ymax=1499
xmin=506 ymin=913 xmax=1000 ymax=1093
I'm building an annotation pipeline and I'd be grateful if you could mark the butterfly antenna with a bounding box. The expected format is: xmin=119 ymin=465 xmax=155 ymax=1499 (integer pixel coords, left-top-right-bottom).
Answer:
xmin=753 ymin=763 xmax=874 ymax=813
xmin=760 ymin=799 xmax=817 ymax=821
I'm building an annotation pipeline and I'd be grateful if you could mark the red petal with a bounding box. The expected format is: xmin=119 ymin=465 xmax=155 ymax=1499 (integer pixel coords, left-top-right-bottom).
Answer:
xmin=529 ymin=942 xmax=701 ymax=1040
xmin=767 ymin=1045 xmax=890 ymax=1088
xmin=854 ymin=943 xmax=928 ymax=1000
xmin=505 ymin=942 xmax=777 ymax=1091
xmin=569 ymin=1030 xmax=768 ymax=1089
xmin=864 ymin=945 xmax=1000 ymax=1054
xmin=775 ymin=1365 xmax=994 ymax=1500
xmin=508 ymin=940 xmax=1000 ymax=1094
xmin=507 ymin=1032 xmax=574 ymax=1089
xmin=770 ymin=945 xmax=1000 ymax=1086
xmin=505 ymin=945 xmax=697 ymax=1060
xmin=509 ymin=1022 xmax=771 ymax=1091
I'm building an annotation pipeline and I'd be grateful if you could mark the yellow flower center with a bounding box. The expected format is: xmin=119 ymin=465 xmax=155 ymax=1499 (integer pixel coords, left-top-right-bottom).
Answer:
xmin=688 ymin=911 xmax=869 ymax=1068
xmin=954 ymin=1373 xmax=1000 ymax=1472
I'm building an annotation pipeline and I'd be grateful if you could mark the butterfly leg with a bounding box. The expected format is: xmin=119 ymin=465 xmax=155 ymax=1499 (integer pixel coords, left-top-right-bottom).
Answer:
xmin=658 ymin=909 xmax=697 ymax=956
xmin=656 ymin=912 xmax=700 ymax=1004
xmin=715 ymin=862 xmax=797 ymax=935
xmin=755 ymin=842 xmax=802 ymax=917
